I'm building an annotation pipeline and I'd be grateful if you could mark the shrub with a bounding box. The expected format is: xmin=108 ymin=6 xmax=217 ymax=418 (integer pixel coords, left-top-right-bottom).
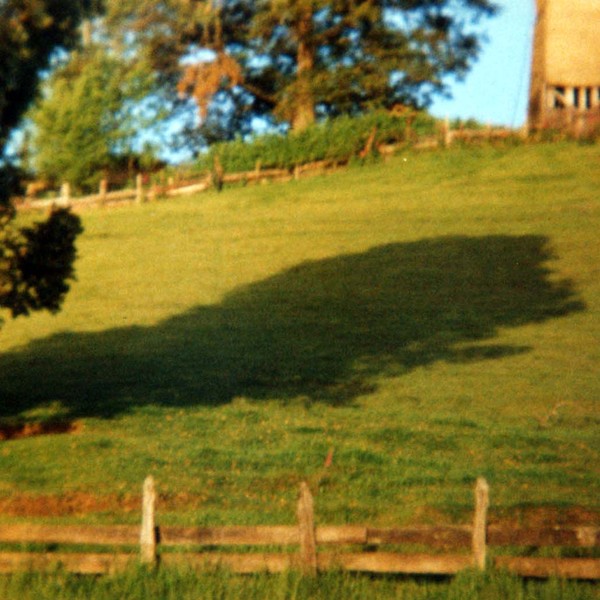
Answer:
xmin=196 ymin=111 xmax=437 ymax=174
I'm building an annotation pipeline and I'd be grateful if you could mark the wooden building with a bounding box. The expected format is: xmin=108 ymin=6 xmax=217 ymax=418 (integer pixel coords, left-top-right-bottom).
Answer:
xmin=528 ymin=0 xmax=600 ymax=135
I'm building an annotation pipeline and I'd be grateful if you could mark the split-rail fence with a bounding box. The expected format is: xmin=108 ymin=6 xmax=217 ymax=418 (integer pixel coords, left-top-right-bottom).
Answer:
xmin=17 ymin=124 xmax=521 ymax=212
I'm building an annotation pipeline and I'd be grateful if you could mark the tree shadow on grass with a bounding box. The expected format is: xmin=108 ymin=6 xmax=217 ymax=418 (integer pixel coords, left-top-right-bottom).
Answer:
xmin=0 ymin=235 xmax=585 ymax=420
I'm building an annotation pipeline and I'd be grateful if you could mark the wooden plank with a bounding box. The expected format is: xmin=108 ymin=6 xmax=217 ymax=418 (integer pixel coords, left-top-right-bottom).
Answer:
xmin=1 ymin=523 xmax=594 ymax=551
xmin=318 ymin=552 xmax=473 ymax=574
xmin=65 ymin=194 xmax=104 ymax=207
xmin=104 ymin=189 xmax=137 ymax=201
xmin=160 ymin=552 xmax=473 ymax=576
xmin=160 ymin=525 xmax=299 ymax=546
xmin=316 ymin=526 xmax=368 ymax=545
xmin=158 ymin=524 xmax=365 ymax=547
xmin=161 ymin=552 xmax=298 ymax=573
xmin=222 ymin=172 xmax=252 ymax=184
xmin=0 ymin=524 xmax=139 ymax=545
xmin=166 ymin=182 xmax=211 ymax=197
xmin=28 ymin=188 xmax=138 ymax=210
xmin=29 ymin=198 xmax=62 ymax=210
xmin=1 ymin=550 xmax=597 ymax=578
xmin=488 ymin=526 xmax=600 ymax=547
xmin=495 ymin=556 xmax=600 ymax=580
xmin=297 ymin=482 xmax=317 ymax=575
xmin=451 ymin=129 xmax=512 ymax=141
xmin=298 ymin=159 xmax=342 ymax=172
xmin=253 ymin=168 xmax=290 ymax=178
xmin=0 ymin=552 xmax=134 ymax=574
xmin=367 ymin=526 xmax=472 ymax=548
xmin=222 ymin=168 xmax=289 ymax=184
xmin=366 ymin=523 xmax=598 ymax=549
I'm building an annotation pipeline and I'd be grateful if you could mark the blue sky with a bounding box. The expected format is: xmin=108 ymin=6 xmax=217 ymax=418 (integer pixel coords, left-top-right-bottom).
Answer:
xmin=430 ymin=0 xmax=536 ymax=127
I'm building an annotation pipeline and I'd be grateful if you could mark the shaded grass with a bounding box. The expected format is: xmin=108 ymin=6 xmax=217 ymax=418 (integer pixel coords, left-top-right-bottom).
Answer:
xmin=0 ymin=142 xmax=598 ymax=527
xmin=0 ymin=234 xmax=584 ymax=414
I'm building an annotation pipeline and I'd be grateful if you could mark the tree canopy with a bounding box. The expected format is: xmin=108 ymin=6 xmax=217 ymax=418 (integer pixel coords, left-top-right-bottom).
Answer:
xmin=0 ymin=0 xmax=93 ymax=158
xmin=0 ymin=0 xmax=88 ymax=326
xmin=107 ymin=0 xmax=497 ymax=136
xmin=29 ymin=43 xmax=159 ymax=192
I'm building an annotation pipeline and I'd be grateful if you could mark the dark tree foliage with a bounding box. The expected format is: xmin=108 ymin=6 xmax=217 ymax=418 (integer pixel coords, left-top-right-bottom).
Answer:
xmin=0 ymin=0 xmax=95 ymax=157
xmin=108 ymin=0 xmax=497 ymax=136
xmin=0 ymin=208 xmax=83 ymax=319
xmin=0 ymin=0 xmax=90 ymax=324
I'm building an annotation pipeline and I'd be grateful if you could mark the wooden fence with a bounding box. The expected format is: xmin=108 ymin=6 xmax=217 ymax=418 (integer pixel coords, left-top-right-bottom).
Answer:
xmin=0 ymin=477 xmax=598 ymax=579
xmin=19 ymin=164 xmax=318 ymax=211
xmin=17 ymin=124 xmax=522 ymax=212
xmin=22 ymin=174 xmax=148 ymax=211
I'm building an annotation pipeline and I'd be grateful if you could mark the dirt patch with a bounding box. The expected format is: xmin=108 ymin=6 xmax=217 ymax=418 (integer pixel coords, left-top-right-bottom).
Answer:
xmin=0 ymin=492 xmax=597 ymax=526
xmin=491 ymin=505 xmax=599 ymax=528
xmin=0 ymin=420 xmax=83 ymax=441
xmin=0 ymin=492 xmax=209 ymax=518
xmin=0 ymin=493 xmax=141 ymax=517
xmin=417 ymin=503 xmax=598 ymax=528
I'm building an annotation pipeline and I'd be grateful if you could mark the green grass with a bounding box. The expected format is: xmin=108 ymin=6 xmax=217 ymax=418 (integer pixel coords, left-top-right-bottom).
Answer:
xmin=0 ymin=568 xmax=597 ymax=600
xmin=0 ymin=142 xmax=598 ymax=530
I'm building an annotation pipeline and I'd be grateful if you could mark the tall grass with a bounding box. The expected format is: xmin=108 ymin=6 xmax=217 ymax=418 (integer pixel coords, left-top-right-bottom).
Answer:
xmin=0 ymin=568 xmax=597 ymax=600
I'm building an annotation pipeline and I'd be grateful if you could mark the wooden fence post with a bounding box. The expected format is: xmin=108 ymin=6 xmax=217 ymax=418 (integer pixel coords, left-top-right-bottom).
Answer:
xmin=297 ymin=481 xmax=317 ymax=576
xmin=59 ymin=182 xmax=71 ymax=206
xmin=443 ymin=116 xmax=452 ymax=147
xmin=99 ymin=179 xmax=107 ymax=203
xmin=473 ymin=477 xmax=489 ymax=570
xmin=519 ymin=123 xmax=529 ymax=140
xmin=140 ymin=476 xmax=157 ymax=566
xmin=135 ymin=174 xmax=144 ymax=204
xmin=213 ymin=156 xmax=224 ymax=191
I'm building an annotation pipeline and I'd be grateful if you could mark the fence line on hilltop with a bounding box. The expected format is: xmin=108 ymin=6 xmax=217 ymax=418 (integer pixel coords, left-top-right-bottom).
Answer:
xmin=17 ymin=123 xmax=524 ymax=212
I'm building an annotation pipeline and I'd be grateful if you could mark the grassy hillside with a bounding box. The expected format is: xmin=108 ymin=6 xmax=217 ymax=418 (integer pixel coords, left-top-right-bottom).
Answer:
xmin=0 ymin=142 xmax=598 ymax=529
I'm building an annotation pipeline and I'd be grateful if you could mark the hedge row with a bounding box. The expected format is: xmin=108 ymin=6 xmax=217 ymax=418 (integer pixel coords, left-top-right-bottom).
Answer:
xmin=195 ymin=111 xmax=437 ymax=174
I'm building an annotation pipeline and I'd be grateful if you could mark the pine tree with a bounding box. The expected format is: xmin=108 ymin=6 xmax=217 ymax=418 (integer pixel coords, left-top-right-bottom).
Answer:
xmin=108 ymin=0 xmax=497 ymax=133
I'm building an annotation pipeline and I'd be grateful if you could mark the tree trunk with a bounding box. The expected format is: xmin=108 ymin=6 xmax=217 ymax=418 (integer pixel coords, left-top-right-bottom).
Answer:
xmin=292 ymin=7 xmax=316 ymax=131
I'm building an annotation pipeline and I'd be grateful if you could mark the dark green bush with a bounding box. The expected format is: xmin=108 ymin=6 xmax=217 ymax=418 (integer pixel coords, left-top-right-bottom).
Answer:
xmin=196 ymin=111 xmax=437 ymax=174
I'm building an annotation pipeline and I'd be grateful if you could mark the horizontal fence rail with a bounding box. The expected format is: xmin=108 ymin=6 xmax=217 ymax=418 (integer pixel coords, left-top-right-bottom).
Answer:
xmin=0 ymin=477 xmax=598 ymax=579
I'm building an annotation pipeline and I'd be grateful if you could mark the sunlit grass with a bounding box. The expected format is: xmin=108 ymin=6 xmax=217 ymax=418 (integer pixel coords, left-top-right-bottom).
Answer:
xmin=0 ymin=142 xmax=598 ymax=530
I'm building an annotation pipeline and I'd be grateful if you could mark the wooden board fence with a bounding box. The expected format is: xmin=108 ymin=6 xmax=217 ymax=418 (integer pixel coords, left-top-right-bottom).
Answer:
xmin=0 ymin=477 xmax=598 ymax=579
